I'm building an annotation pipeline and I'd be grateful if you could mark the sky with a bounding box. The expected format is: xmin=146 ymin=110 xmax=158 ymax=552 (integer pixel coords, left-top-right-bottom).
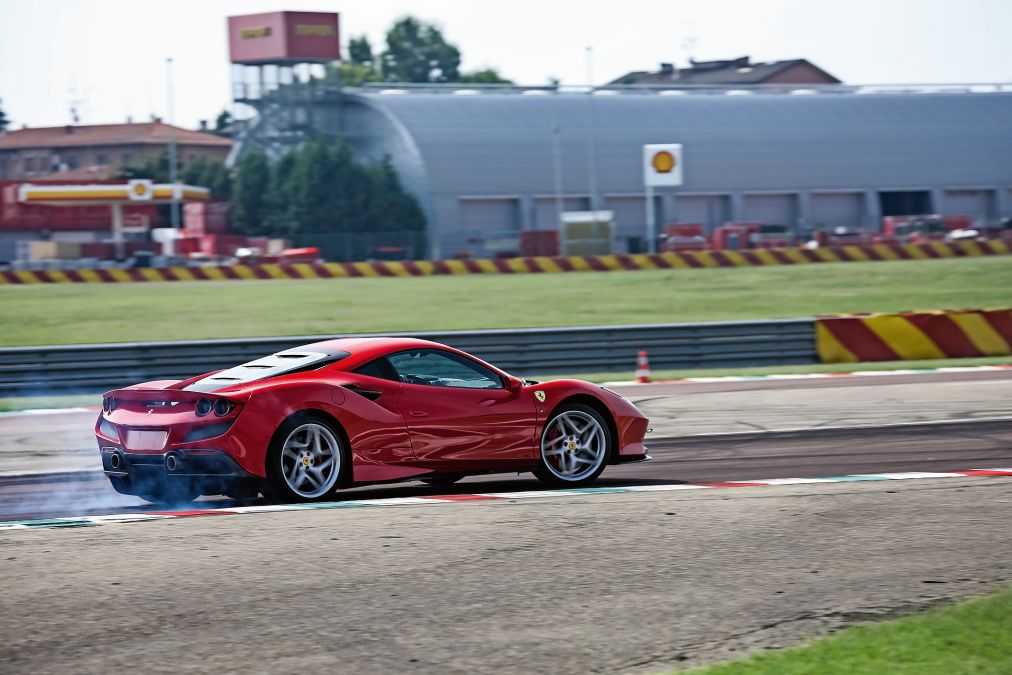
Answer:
xmin=1 ymin=0 xmax=1011 ymax=130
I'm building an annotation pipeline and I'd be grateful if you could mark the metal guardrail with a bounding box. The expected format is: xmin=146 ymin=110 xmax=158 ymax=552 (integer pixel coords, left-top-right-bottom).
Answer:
xmin=0 ymin=320 xmax=817 ymax=395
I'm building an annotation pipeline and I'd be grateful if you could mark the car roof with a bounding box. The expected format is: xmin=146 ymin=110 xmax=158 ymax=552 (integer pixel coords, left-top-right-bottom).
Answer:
xmin=298 ymin=336 xmax=452 ymax=361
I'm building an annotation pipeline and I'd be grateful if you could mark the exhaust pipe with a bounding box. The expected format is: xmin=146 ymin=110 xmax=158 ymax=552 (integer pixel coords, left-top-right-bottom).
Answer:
xmin=165 ymin=454 xmax=179 ymax=472
xmin=109 ymin=453 xmax=122 ymax=470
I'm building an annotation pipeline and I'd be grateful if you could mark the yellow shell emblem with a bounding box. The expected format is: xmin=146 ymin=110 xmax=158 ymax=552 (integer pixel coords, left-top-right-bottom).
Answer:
xmin=534 ymin=391 xmax=546 ymax=403
xmin=651 ymin=150 xmax=676 ymax=173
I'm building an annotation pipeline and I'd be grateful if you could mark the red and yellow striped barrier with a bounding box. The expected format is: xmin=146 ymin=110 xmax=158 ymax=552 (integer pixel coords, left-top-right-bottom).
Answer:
xmin=1 ymin=239 xmax=1008 ymax=284
xmin=817 ymin=308 xmax=1012 ymax=363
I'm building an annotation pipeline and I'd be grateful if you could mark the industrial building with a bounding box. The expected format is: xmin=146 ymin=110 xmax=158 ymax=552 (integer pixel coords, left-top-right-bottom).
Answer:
xmin=222 ymin=10 xmax=1012 ymax=260
xmin=235 ymin=84 xmax=1012 ymax=259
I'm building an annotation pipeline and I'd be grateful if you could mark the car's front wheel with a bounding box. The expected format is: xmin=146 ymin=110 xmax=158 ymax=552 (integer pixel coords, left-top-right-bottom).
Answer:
xmin=533 ymin=404 xmax=611 ymax=487
xmin=265 ymin=414 xmax=348 ymax=502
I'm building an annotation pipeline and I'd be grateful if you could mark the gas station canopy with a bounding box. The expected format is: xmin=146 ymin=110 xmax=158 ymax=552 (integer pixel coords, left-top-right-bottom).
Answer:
xmin=18 ymin=179 xmax=209 ymax=206
xmin=18 ymin=179 xmax=210 ymax=257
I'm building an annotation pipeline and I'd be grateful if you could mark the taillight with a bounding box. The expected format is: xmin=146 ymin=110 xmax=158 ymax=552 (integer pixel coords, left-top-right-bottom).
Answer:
xmin=214 ymin=399 xmax=234 ymax=417
xmin=195 ymin=398 xmax=213 ymax=416
xmin=99 ymin=418 xmax=120 ymax=441
xmin=102 ymin=397 xmax=118 ymax=413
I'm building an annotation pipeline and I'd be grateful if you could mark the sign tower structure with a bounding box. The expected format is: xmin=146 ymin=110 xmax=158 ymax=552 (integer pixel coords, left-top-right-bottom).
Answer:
xmin=227 ymin=11 xmax=342 ymax=164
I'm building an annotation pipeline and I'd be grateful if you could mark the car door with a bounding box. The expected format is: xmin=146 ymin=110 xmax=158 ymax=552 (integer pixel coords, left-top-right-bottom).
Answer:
xmin=326 ymin=359 xmax=414 ymax=468
xmin=387 ymin=348 xmax=538 ymax=469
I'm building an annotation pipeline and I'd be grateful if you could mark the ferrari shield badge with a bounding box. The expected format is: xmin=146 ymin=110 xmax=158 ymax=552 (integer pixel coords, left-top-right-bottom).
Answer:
xmin=534 ymin=391 xmax=546 ymax=403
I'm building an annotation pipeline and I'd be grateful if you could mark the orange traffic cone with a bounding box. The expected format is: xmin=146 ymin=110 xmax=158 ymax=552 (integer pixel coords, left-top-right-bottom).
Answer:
xmin=635 ymin=350 xmax=651 ymax=383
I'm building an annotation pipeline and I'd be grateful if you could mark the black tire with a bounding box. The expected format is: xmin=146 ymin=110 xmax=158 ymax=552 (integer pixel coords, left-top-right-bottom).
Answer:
xmin=264 ymin=412 xmax=350 ymax=503
xmin=419 ymin=473 xmax=466 ymax=487
xmin=533 ymin=403 xmax=612 ymax=488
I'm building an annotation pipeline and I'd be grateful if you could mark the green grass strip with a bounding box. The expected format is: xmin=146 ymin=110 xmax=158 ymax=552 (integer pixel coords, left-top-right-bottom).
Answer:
xmin=1 ymin=257 xmax=1010 ymax=346
xmin=686 ymin=586 xmax=1012 ymax=675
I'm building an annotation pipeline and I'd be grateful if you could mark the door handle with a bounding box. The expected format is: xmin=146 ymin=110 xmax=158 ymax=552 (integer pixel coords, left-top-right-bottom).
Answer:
xmin=409 ymin=411 xmax=428 ymax=417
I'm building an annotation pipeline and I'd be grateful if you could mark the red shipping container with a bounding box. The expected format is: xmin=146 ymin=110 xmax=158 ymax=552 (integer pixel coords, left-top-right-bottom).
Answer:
xmin=80 ymin=243 xmax=114 ymax=259
xmin=183 ymin=202 xmax=230 ymax=236
xmin=200 ymin=234 xmax=250 ymax=256
xmin=175 ymin=237 xmax=202 ymax=255
xmin=520 ymin=230 xmax=559 ymax=257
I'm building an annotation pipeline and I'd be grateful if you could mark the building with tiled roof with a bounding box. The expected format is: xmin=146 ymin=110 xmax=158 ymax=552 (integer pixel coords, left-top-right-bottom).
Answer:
xmin=608 ymin=56 xmax=841 ymax=86
xmin=0 ymin=121 xmax=232 ymax=180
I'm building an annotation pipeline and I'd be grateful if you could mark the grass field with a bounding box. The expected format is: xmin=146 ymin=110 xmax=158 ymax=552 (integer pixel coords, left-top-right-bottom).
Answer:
xmin=688 ymin=586 xmax=1012 ymax=674
xmin=1 ymin=257 xmax=1010 ymax=346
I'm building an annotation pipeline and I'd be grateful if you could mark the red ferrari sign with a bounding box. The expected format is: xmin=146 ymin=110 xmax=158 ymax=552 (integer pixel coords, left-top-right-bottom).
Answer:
xmin=228 ymin=11 xmax=341 ymax=64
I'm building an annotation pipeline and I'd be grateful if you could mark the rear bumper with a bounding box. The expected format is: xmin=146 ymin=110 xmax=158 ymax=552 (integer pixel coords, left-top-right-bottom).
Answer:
xmin=100 ymin=447 xmax=255 ymax=479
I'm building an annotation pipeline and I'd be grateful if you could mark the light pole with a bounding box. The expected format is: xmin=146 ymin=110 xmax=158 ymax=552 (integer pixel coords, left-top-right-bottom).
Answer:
xmin=551 ymin=99 xmax=565 ymax=229
xmin=585 ymin=46 xmax=600 ymax=213
xmin=166 ymin=57 xmax=180 ymax=253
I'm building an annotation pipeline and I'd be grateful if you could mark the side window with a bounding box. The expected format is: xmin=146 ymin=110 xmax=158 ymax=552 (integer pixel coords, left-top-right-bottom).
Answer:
xmin=353 ymin=358 xmax=397 ymax=381
xmin=387 ymin=350 xmax=503 ymax=389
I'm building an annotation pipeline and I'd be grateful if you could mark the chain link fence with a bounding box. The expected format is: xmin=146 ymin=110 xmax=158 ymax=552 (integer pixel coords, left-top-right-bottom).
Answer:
xmin=291 ymin=230 xmax=426 ymax=262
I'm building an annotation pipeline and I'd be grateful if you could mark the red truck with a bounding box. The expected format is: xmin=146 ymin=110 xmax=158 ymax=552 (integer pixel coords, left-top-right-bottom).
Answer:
xmin=711 ymin=222 xmax=792 ymax=250
xmin=880 ymin=214 xmax=972 ymax=243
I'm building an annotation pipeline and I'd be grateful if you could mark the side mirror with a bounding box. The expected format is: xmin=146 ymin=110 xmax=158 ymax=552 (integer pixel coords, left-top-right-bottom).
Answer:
xmin=506 ymin=376 xmax=523 ymax=393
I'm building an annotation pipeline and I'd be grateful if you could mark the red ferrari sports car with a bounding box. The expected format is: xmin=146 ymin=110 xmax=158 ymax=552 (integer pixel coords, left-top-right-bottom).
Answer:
xmin=95 ymin=337 xmax=650 ymax=504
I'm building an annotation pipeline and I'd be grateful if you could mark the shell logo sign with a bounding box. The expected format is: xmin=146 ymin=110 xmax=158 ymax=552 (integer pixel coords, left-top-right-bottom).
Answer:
xmin=128 ymin=179 xmax=154 ymax=201
xmin=643 ymin=143 xmax=683 ymax=187
xmin=651 ymin=150 xmax=676 ymax=174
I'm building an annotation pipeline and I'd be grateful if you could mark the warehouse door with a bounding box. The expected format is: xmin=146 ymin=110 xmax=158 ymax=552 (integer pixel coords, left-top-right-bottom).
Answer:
xmin=743 ymin=194 xmax=798 ymax=226
xmin=532 ymin=197 xmax=589 ymax=230
xmin=943 ymin=189 xmax=995 ymax=222
xmin=603 ymin=196 xmax=663 ymax=253
xmin=810 ymin=192 xmax=865 ymax=230
xmin=676 ymin=195 xmax=730 ymax=233
xmin=879 ymin=190 xmax=932 ymax=216
xmin=458 ymin=198 xmax=520 ymax=257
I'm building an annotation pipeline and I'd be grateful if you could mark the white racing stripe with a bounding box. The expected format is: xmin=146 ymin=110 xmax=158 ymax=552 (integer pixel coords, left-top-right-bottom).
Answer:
xmin=1 ymin=468 xmax=1010 ymax=531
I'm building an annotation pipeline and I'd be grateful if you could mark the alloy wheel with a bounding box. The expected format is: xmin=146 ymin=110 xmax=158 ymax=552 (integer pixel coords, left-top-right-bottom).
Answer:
xmin=280 ymin=423 xmax=341 ymax=498
xmin=540 ymin=410 xmax=608 ymax=482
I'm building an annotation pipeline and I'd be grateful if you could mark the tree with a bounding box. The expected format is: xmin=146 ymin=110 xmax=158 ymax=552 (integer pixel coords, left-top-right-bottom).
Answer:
xmin=365 ymin=156 xmax=425 ymax=234
xmin=116 ymin=152 xmax=170 ymax=182
xmin=232 ymin=140 xmax=426 ymax=245
xmin=336 ymin=62 xmax=382 ymax=87
xmin=0 ymin=98 xmax=9 ymax=133
xmin=457 ymin=68 xmax=513 ymax=85
xmin=212 ymin=110 xmax=233 ymax=138
xmin=263 ymin=151 xmax=298 ymax=235
xmin=182 ymin=156 xmax=231 ymax=200
xmin=380 ymin=17 xmax=460 ymax=83
xmin=348 ymin=36 xmax=373 ymax=65
xmin=231 ymin=150 xmax=270 ymax=234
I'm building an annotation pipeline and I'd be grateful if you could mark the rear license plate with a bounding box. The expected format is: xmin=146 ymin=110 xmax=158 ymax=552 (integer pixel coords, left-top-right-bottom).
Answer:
xmin=125 ymin=430 xmax=168 ymax=451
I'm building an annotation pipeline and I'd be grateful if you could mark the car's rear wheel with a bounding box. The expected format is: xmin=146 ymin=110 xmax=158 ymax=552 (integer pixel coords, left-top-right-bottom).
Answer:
xmin=266 ymin=414 xmax=348 ymax=502
xmin=419 ymin=473 xmax=466 ymax=487
xmin=533 ymin=404 xmax=611 ymax=487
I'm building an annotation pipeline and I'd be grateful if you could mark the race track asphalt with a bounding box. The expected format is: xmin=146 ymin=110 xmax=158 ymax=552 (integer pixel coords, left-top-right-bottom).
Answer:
xmin=0 ymin=369 xmax=1010 ymax=673
xmin=1 ymin=368 xmax=1010 ymax=520
xmin=2 ymin=477 xmax=1010 ymax=674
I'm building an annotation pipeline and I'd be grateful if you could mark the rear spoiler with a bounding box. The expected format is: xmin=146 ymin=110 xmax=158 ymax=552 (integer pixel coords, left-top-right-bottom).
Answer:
xmin=102 ymin=387 xmax=250 ymax=403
